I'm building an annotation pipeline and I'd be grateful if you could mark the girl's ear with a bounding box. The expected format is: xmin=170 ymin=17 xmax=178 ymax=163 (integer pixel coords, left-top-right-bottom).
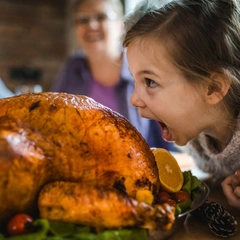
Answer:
xmin=205 ymin=73 xmax=230 ymax=105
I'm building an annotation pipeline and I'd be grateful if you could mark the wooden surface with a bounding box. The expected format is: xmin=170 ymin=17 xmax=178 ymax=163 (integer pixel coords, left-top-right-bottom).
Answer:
xmin=168 ymin=180 xmax=240 ymax=239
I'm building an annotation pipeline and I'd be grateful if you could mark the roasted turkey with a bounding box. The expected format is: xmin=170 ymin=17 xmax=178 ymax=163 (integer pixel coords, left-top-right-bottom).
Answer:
xmin=0 ymin=92 xmax=175 ymax=232
xmin=39 ymin=181 xmax=173 ymax=230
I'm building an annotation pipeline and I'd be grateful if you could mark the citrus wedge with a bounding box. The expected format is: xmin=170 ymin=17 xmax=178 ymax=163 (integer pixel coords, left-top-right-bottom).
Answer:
xmin=152 ymin=148 xmax=184 ymax=193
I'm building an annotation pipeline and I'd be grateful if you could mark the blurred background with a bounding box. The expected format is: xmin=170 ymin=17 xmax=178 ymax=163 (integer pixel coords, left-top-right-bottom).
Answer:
xmin=0 ymin=0 xmax=139 ymax=94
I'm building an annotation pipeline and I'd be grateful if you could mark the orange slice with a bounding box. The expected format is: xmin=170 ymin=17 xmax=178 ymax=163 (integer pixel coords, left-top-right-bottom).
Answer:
xmin=152 ymin=148 xmax=184 ymax=193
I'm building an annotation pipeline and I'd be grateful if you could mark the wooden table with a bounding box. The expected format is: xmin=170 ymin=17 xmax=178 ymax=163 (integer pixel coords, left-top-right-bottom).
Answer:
xmin=169 ymin=180 xmax=240 ymax=239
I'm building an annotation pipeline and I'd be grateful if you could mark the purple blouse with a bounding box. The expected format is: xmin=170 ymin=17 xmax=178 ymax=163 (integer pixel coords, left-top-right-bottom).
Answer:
xmin=89 ymin=79 xmax=119 ymax=112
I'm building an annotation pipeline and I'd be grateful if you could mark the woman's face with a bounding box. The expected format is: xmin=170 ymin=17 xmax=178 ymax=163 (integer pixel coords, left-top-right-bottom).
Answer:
xmin=74 ymin=0 xmax=122 ymax=54
xmin=126 ymin=39 xmax=212 ymax=146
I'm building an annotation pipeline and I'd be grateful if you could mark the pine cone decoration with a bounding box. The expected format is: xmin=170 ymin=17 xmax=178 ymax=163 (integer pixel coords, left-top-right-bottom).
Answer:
xmin=209 ymin=210 xmax=237 ymax=237
xmin=202 ymin=201 xmax=225 ymax=222
xmin=192 ymin=201 xmax=237 ymax=238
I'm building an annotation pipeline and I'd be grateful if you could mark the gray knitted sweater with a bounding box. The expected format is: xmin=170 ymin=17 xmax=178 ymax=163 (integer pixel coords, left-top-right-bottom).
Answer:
xmin=185 ymin=119 xmax=240 ymax=184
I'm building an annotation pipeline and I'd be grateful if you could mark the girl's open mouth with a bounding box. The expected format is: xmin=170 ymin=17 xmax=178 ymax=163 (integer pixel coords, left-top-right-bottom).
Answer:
xmin=158 ymin=121 xmax=172 ymax=142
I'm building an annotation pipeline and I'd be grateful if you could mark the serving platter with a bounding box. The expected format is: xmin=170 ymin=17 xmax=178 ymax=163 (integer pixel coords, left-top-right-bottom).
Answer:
xmin=149 ymin=181 xmax=210 ymax=240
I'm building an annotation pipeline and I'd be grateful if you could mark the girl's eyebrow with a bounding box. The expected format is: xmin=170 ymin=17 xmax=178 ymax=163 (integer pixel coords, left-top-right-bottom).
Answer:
xmin=128 ymin=68 xmax=158 ymax=77
xmin=138 ymin=70 xmax=158 ymax=77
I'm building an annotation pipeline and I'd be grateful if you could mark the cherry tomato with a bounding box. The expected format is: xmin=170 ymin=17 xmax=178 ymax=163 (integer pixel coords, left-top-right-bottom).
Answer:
xmin=156 ymin=191 xmax=171 ymax=204
xmin=166 ymin=199 xmax=177 ymax=207
xmin=173 ymin=190 xmax=190 ymax=203
xmin=7 ymin=213 xmax=34 ymax=236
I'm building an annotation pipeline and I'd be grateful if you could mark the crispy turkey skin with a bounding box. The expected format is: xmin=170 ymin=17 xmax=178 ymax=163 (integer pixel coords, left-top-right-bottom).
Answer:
xmin=39 ymin=181 xmax=174 ymax=230
xmin=0 ymin=92 xmax=174 ymax=231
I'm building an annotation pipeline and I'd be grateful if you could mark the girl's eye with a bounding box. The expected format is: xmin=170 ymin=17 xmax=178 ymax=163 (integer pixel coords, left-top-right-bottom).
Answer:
xmin=145 ymin=78 xmax=157 ymax=88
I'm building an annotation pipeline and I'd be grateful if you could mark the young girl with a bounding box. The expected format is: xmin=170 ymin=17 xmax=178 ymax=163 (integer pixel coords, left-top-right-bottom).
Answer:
xmin=123 ymin=0 xmax=240 ymax=208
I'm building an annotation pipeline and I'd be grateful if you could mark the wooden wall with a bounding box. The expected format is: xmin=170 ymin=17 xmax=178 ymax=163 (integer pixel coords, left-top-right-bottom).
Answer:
xmin=0 ymin=0 xmax=67 ymax=92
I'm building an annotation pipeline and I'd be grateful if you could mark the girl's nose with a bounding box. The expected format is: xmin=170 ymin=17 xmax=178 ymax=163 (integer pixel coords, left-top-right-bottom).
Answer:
xmin=130 ymin=88 xmax=145 ymax=108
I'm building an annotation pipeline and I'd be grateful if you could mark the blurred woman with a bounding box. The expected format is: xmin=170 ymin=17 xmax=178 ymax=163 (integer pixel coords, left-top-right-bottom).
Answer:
xmin=51 ymin=0 xmax=175 ymax=150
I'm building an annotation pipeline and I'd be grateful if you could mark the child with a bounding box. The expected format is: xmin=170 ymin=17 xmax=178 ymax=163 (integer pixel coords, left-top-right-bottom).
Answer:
xmin=122 ymin=0 xmax=240 ymax=208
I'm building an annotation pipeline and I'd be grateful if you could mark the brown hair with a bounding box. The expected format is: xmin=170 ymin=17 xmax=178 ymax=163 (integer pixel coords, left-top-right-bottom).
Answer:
xmin=123 ymin=0 xmax=240 ymax=116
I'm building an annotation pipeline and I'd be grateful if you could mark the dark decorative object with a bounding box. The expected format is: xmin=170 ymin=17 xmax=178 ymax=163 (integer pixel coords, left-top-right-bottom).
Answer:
xmin=192 ymin=201 xmax=237 ymax=238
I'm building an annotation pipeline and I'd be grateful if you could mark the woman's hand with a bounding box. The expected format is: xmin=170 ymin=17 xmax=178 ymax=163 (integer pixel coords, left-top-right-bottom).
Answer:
xmin=222 ymin=170 xmax=240 ymax=209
